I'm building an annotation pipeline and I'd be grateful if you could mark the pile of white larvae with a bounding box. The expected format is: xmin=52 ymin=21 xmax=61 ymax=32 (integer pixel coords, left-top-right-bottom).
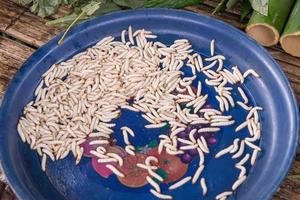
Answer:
xmin=17 ymin=26 xmax=262 ymax=200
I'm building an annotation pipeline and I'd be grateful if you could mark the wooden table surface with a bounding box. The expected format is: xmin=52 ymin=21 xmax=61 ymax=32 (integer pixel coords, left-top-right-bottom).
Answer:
xmin=0 ymin=0 xmax=299 ymax=199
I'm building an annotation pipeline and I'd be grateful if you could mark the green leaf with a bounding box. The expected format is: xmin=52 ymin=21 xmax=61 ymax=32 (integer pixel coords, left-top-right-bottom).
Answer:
xmin=23 ymin=0 xmax=71 ymax=17
xmin=57 ymin=10 xmax=85 ymax=44
xmin=213 ymin=0 xmax=229 ymax=14
xmin=226 ymin=0 xmax=239 ymax=9
xmin=241 ymin=0 xmax=252 ymax=20
xmin=46 ymin=2 xmax=121 ymax=27
xmin=30 ymin=1 xmax=39 ymax=13
xmin=113 ymin=0 xmax=146 ymax=8
xmin=144 ymin=0 xmax=203 ymax=9
xmin=81 ymin=1 xmax=102 ymax=16
xmin=91 ymin=2 xmax=122 ymax=15
xmin=18 ymin=0 xmax=33 ymax=5
xmin=73 ymin=0 xmax=92 ymax=7
xmin=46 ymin=13 xmax=79 ymax=26
xmin=249 ymin=0 xmax=268 ymax=16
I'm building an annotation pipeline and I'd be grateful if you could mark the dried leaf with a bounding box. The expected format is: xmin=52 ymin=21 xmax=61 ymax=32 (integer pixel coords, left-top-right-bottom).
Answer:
xmin=226 ymin=0 xmax=239 ymax=9
xmin=249 ymin=0 xmax=268 ymax=16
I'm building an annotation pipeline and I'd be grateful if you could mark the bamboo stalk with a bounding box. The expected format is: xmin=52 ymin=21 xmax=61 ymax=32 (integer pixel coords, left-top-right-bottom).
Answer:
xmin=246 ymin=0 xmax=295 ymax=47
xmin=280 ymin=0 xmax=300 ymax=57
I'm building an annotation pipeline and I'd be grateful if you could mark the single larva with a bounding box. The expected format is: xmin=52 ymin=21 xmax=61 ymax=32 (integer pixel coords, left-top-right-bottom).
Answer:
xmin=254 ymin=111 xmax=259 ymax=123
xmin=145 ymin=122 xmax=167 ymax=129
xmin=210 ymin=39 xmax=215 ymax=56
xmin=200 ymin=178 xmax=208 ymax=195
xmin=243 ymin=69 xmax=260 ymax=78
xmin=202 ymin=60 xmax=218 ymax=71
xmin=128 ymin=25 xmax=135 ymax=45
xmin=170 ymin=127 xmax=186 ymax=138
xmin=205 ymin=55 xmax=225 ymax=61
xmin=251 ymin=149 xmax=259 ymax=166
xmin=17 ymin=123 xmax=26 ymax=143
xmin=166 ymin=149 xmax=184 ymax=155
xmin=235 ymin=120 xmax=248 ymax=132
xmin=188 ymin=129 xmax=198 ymax=143
xmin=122 ymin=130 xmax=130 ymax=145
xmin=245 ymin=140 xmax=262 ymax=151
xmin=75 ymin=147 xmax=84 ymax=165
xmin=121 ymin=30 xmax=126 ymax=43
xmin=210 ymin=120 xmax=235 ymax=127
xmin=216 ymin=191 xmax=233 ymax=200
xmin=198 ymin=127 xmax=220 ymax=133
xmin=150 ymin=189 xmax=173 ymax=200
xmin=232 ymin=66 xmax=244 ymax=83
xmin=125 ymin=145 xmax=135 ymax=156
xmin=168 ymin=176 xmax=192 ymax=190
xmin=106 ymin=164 xmax=125 ymax=178
xmin=216 ymin=96 xmax=225 ymax=112
xmin=232 ymin=140 xmax=245 ymax=159
xmin=215 ymin=145 xmax=234 ymax=158
xmin=232 ymin=175 xmax=247 ymax=190
xmin=192 ymin=165 xmax=205 ymax=184
xmin=247 ymin=107 xmax=263 ymax=119
xmin=142 ymin=114 xmax=157 ymax=124
xmin=191 ymin=119 xmax=210 ymax=125
xmin=221 ymin=96 xmax=230 ymax=111
xmin=147 ymin=176 xmax=161 ymax=192
xmin=197 ymin=148 xmax=205 ymax=166
xmin=211 ymin=115 xmax=232 ymax=120
xmin=205 ymin=79 xmax=221 ymax=86
xmin=41 ymin=153 xmax=47 ymax=171
xmin=223 ymin=93 xmax=235 ymax=107
xmin=89 ymin=140 xmax=109 ymax=145
xmin=121 ymin=126 xmax=135 ymax=137
xmin=197 ymin=138 xmax=209 ymax=153
xmin=236 ymin=153 xmax=250 ymax=166
xmin=237 ymin=101 xmax=253 ymax=111
xmin=237 ymin=87 xmax=248 ymax=104
xmin=194 ymin=58 xmax=201 ymax=72
xmin=148 ymin=169 xmax=164 ymax=182
xmin=180 ymin=144 xmax=198 ymax=150
xmin=97 ymin=158 xmax=117 ymax=163
xmin=107 ymin=153 xmax=123 ymax=166
xmin=137 ymin=163 xmax=157 ymax=170
xmin=90 ymin=150 xmax=108 ymax=159
xmin=178 ymin=138 xmax=194 ymax=145
xmin=145 ymin=156 xmax=158 ymax=166
xmin=96 ymin=146 xmax=106 ymax=153
xmin=230 ymin=138 xmax=240 ymax=154
xmin=203 ymin=71 xmax=217 ymax=79
xmin=236 ymin=165 xmax=247 ymax=178
xmin=220 ymin=71 xmax=235 ymax=84
xmin=200 ymin=136 xmax=209 ymax=151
